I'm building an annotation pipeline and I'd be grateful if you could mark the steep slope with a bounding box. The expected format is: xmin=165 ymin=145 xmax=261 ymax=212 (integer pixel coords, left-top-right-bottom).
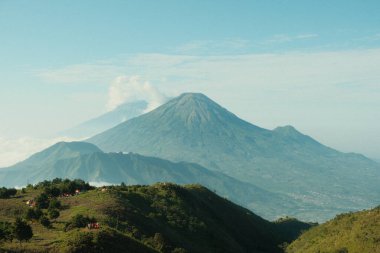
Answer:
xmin=0 ymin=142 xmax=299 ymax=220
xmin=88 ymin=93 xmax=380 ymax=221
xmin=0 ymin=180 xmax=313 ymax=253
xmin=60 ymin=100 xmax=147 ymax=138
xmin=286 ymin=206 xmax=380 ymax=253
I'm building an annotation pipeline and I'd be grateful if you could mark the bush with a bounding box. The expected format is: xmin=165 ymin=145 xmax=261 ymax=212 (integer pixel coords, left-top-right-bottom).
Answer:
xmin=13 ymin=218 xmax=33 ymax=243
xmin=65 ymin=232 xmax=96 ymax=253
xmin=48 ymin=209 xmax=60 ymax=220
xmin=0 ymin=187 xmax=17 ymax=198
xmin=48 ymin=198 xmax=62 ymax=210
xmin=44 ymin=186 xmax=61 ymax=197
xmin=24 ymin=208 xmax=43 ymax=221
xmin=0 ymin=222 xmax=13 ymax=242
xmin=40 ymin=216 xmax=51 ymax=228
xmin=65 ymin=214 xmax=96 ymax=231
xmin=35 ymin=193 xmax=49 ymax=209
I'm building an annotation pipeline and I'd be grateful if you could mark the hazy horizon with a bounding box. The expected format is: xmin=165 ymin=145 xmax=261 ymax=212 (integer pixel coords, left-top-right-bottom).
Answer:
xmin=1 ymin=0 xmax=379 ymax=166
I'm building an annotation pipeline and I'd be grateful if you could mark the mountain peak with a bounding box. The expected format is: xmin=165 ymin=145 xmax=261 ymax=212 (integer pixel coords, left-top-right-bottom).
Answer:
xmin=51 ymin=141 xmax=102 ymax=153
xmin=274 ymin=125 xmax=302 ymax=135
xmin=20 ymin=141 xmax=103 ymax=166
xmin=152 ymin=92 xmax=243 ymax=128
xmin=171 ymin=92 xmax=217 ymax=108
xmin=177 ymin=92 xmax=209 ymax=101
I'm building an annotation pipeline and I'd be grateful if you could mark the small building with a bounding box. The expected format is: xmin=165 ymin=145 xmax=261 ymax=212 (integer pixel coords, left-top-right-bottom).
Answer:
xmin=87 ymin=222 xmax=100 ymax=229
xmin=26 ymin=199 xmax=36 ymax=207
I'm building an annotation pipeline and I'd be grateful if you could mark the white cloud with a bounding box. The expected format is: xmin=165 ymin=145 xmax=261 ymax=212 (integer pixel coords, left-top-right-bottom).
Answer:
xmin=107 ymin=75 xmax=168 ymax=112
xmin=175 ymin=38 xmax=250 ymax=54
xmin=264 ymin=33 xmax=319 ymax=44
xmin=0 ymin=136 xmax=78 ymax=167
xmin=35 ymin=62 xmax=126 ymax=84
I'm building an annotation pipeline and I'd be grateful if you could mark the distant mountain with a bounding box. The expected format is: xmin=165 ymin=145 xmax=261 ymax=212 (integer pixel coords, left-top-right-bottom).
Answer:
xmin=0 ymin=141 xmax=302 ymax=220
xmin=0 ymin=180 xmax=313 ymax=253
xmin=88 ymin=93 xmax=380 ymax=221
xmin=60 ymin=100 xmax=147 ymax=138
xmin=286 ymin=206 xmax=380 ymax=253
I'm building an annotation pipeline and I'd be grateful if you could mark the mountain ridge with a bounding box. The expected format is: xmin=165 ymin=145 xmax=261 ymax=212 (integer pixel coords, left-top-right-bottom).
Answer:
xmin=0 ymin=141 xmax=300 ymax=220
xmin=88 ymin=92 xmax=380 ymax=221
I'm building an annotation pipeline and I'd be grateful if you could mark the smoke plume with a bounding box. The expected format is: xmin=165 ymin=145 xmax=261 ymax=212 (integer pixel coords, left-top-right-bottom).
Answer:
xmin=107 ymin=75 xmax=167 ymax=112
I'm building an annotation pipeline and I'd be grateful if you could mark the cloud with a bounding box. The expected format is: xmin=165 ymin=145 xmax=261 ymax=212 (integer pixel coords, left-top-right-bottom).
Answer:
xmin=175 ymin=38 xmax=250 ymax=54
xmin=34 ymin=62 xmax=126 ymax=84
xmin=107 ymin=75 xmax=168 ymax=112
xmin=264 ymin=33 xmax=319 ymax=44
xmin=0 ymin=136 xmax=78 ymax=168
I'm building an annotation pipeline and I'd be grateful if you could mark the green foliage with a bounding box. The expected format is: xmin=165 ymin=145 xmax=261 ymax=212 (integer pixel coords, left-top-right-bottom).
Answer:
xmin=48 ymin=198 xmax=62 ymax=210
xmin=0 ymin=222 xmax=13 ymax=242
xmin=44 ymin=186 xmax=61 ymax=197
xmin=0 ymin=187 xmax=17 ymax=198
xmin=65 ymin=231 xmax=95 ymax=253
xmin=0 ymin=179 xmax=316 ymax=253
xmin=39 ymin=216 xmax=51 ymax=228
xmin=37 ymin=178 xmax=93 ymax=195
xmin=274 ymin=216 xmax=316 ymax=242
xmin=13 ymin=218 xmax=33 ymax=243
xmin=63 ymin=229 xmax=158 ymax=253
xmin=24 ymin=208 xmax=43 ymax=221
xmin=286 ymin=207 xmax=380 ymax=253
xmin=35 ymin=193 xmax=49 ymax=209
xmin=48 ymin=208 xmax=60 ymax=220
xmin=103 ymin=183 xmax=293 ymax=253
xmin=65 ymin=214 xmax=96 ymax=231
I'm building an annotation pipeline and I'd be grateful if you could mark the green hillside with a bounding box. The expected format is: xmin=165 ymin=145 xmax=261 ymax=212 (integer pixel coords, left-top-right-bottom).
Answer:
xmin=286 ymin=206 xmax=380 ymax=253
xmin=0 ymin=179 xmax=312 ymax=253
xmin=88 ymin=93 xmax=380 ymax=221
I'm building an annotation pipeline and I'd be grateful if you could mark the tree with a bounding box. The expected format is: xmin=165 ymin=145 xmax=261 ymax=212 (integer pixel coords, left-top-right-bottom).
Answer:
xmin=35 ymin=193 xmax=49 ymax=209
xmin=40 ymin=216 xmax=51 ymax=228
xmin=45 ymin=186 xmax=61 ymax=197
xmin=24 ymin=209 xmax=36 ymax=221
xmin=0 ymin=222 xmax=13 ymax=242
xmin=48 ymin=209 xmax=60 ymax=220
xmin=0 ymin=187 xmax=17 ymax=198
xmin=24 ymin=208 xmax=43 ymax=221
xmin=13 ymin=218 xmax=33 ymax=244
xmin=48 ymin=198 xmax=61 ymax=210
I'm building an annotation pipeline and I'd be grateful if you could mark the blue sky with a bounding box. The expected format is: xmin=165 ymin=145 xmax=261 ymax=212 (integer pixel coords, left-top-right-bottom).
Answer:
xmin=0 ymin=0 xmax=380 ymax=165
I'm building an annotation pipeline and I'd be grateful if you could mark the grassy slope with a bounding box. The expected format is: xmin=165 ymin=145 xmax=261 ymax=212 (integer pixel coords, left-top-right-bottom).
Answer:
xmin=0 ymin=183 xmax=311 ymax=253
xmin=286 ymin=206 xmax=380 ymax=253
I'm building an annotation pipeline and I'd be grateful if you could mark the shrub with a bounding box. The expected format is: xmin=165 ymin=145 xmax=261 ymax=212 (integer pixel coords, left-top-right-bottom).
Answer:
xmin=48 ymin=198 xmax=62 ymax=210
xmin=48 ymin=209 xmax=60 ymax=220
xmin=0 ymin=187 xmax=17 ymax=198
xmin=35 ymin=193 xmax=49 ymax=209
xmin=40 ymin=216 xmax=51 ymax=228
xmin=0 ymin=222 xmax=13 ymax=242
xmin=65 ymin=214 xmax=96 ymax=231
xmin=13 ymin=218 xmax=33 ymax=243
xmin=24 ymin=208 xmax=43 ymax=221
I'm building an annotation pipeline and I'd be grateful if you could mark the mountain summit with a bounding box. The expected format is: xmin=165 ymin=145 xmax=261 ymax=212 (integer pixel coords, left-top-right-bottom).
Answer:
xmin=88 ymin=92 xmax=380 ymax=221
xmin=59 ymin=100 xmax=148 ymax=138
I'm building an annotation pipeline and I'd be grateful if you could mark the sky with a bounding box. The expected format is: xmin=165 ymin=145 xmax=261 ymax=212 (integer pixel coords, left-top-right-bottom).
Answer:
xmin=0 ymin=0 xmax=380 ymax=166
